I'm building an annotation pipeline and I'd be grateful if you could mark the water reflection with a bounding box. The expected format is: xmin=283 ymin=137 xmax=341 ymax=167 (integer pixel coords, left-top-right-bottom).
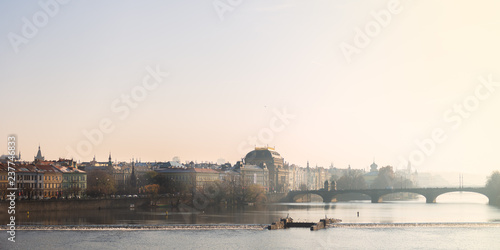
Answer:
xmin=436 ymin=191 xmax=489 ymax=204
xmin=1 ymin=193 xmax=498 ymax=226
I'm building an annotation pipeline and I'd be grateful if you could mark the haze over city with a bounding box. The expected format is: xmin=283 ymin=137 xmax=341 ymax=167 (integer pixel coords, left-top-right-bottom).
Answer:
xmin=3 ymin=1 xmax=500 ymax=249
xmin=1 ymin=0 xmax=500 ymax=177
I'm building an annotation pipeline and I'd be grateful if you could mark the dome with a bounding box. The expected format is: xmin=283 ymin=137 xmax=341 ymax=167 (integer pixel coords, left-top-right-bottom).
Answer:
xmin=243 ymin=147 xmax=287 ymax=193
xmin=244 ymin=147 xmax=284 ymax=170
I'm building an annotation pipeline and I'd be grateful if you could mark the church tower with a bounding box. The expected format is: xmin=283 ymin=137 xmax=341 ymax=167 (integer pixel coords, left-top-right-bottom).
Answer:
xmin=34 ymin=145 xmax=45 ymax=162
xmin=107 ymin=153 xmax=113 ymax=172
xmin=130 ymin=159 xmax=137 ymax=188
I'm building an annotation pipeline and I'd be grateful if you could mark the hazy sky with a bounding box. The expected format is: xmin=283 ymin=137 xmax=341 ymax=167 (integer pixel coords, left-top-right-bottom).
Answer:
xmin=1 ymin=0 xmax=500 ymax=177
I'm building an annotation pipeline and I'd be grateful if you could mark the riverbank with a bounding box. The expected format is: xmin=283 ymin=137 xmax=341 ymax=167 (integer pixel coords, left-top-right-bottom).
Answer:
xmin=0 ymin=197 xmax=156 ymax=212
xmin=0 ymin=193 xmax=287 ymax=212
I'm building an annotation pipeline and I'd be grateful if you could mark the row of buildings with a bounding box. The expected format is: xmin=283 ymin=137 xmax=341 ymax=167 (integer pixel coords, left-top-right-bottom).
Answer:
xmin=152 ymin=147 xmax=417 ymax=193
xmin=0 ymin=149 xmax=87 ymax=199
xmin=0 ymin=146 xmax=418 ymax=199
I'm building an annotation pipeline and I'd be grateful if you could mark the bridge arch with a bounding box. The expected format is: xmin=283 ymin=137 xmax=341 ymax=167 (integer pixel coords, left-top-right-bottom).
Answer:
xmin=331 ymin=192 xmax=372 ymax=202
xmin=290 ymin=192 xmax=324 ymax=203
xmin=378 ymin=192 xmax=426 ymax=203
xmin=284 ymin=188 xmax=492 ymax=204
xmin=435 ymin=191 xmax=489 ymax=204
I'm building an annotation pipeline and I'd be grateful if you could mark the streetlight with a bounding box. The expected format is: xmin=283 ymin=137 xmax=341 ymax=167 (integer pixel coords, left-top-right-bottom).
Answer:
xmin=96 ymin=177 xmax=100 ymax=198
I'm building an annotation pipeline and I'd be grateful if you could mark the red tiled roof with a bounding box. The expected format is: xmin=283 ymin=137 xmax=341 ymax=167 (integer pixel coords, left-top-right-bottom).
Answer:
xmin=35 ymin=164 xmax=62 ymax=173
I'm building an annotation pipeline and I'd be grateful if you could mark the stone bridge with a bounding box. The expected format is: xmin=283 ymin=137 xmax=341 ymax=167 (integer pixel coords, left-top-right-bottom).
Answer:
xmin=284 ymin=187 xmax=495 ymax=204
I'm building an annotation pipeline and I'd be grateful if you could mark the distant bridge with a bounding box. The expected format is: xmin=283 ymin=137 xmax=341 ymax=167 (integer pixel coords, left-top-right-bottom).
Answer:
xmin=284 ymin=187 xmax=497 ymax=204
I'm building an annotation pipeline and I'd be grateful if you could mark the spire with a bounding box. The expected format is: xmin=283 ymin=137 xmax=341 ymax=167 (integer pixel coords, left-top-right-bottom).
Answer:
xmin=107 ymin=152 xmax=113 ymax=171
xmin=35 ymin=145 xmax=44 ymax=161
xmin=130 ymin=160 xmax=137 ymax=188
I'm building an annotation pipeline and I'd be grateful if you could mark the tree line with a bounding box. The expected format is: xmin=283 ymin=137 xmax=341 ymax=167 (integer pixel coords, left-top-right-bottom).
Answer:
xmin=332 ymin=166 xmax=414 ymax=190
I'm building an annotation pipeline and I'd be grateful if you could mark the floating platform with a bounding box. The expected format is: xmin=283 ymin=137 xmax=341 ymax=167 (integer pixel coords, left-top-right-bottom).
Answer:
xmin=267 ymin=217 xmax=341 ymax=231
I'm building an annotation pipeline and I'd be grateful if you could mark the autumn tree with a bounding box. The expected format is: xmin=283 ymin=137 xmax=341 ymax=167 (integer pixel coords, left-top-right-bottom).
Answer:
xmin=144 ymin=184 xmax=160 ymax=195
xmin=244 ymin=184 xmax=266 ymax=203
xmin=486 ymin=171 xmax=500 ymax=191
xmin=86 ymin=170 xmax=116 ymax=197
xmin=372 ymin=166 xmax=395 ymax=189
xmin=336 ymin=173 xmax=367 ymax=190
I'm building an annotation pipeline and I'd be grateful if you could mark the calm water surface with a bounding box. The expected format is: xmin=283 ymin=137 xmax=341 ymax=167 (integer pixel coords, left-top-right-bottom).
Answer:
xmin=2 ymin=192 xmax=500 ymax=249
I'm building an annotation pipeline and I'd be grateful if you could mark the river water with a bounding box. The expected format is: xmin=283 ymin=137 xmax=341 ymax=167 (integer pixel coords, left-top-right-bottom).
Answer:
xmin=2 ymin=192 xmax=500 ymax=249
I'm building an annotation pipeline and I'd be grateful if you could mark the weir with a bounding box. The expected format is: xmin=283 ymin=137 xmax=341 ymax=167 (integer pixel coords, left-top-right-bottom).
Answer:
xmin=267 ymin=217 xmax=342 ymax=231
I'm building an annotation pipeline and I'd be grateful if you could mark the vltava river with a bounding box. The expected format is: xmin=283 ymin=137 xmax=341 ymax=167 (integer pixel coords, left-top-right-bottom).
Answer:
xmin=2 ymin=192 xmax=500 ymax=249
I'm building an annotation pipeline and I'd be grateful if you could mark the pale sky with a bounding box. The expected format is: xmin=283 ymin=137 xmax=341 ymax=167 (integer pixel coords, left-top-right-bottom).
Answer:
xmin=1 ymin=0 xmax=500 ymax=177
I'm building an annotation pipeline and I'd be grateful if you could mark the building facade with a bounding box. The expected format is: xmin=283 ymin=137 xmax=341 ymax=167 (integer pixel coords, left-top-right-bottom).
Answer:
xmin=233 ymin=163 xmax=269 ymax=191
xmin=155 ymin=167 xmax=220 ymax=190
xmin=37 ymin=164 xmax=63 ymax=198
xmin=54 ymin=165 xmax=87 ymax=197
xmin=0 ymin=163 xmax=9 ymax=200
xmin=244 ymin=147 xmax=289 ymax=192
xmin=15 ymin=164 xmax=44 ymax=199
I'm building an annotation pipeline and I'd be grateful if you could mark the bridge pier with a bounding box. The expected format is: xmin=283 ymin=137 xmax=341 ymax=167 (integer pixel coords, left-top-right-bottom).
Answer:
xmin=425 ymin=195 xmax=437 ymax=203
xmin=371 ymin=196 xmax=381 ymax=203
xmin=488 ymin=195 xmax=499 ymax=205
xmin=321 ymin=194 xmax=334 ymax=203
